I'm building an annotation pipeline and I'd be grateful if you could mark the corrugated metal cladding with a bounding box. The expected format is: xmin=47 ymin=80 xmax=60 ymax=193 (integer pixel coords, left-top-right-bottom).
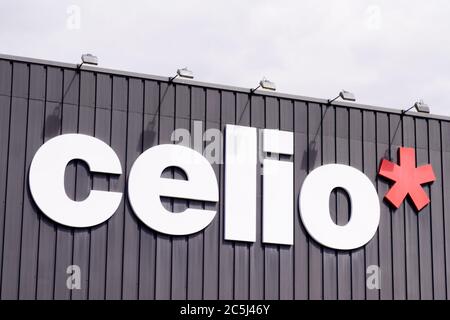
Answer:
xmin=0 ymin=56 xmax=450 ymax=301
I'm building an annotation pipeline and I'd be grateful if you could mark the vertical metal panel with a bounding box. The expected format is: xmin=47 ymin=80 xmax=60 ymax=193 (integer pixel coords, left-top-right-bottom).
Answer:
xmin=20 ymin=99 xmax=46 ymax=299
xmin=96 ymin=74 xmax=111 ymax=109
xmin=403 ymin=115 xmax=420 ymax=299
xmin=219 ymin=90 xmax=235 ymax=300
xmin=80 ymin=72 xmax=95 ymax=108
xmin=138 ymin=80 xmax=159 ymax=299
xmin=203 ymin=89 xmax=220 ymax=299
xmin=204 ymin=98 xmax=220 ymax=308
xmin=1 ymin=62 xmax=29 ymax=299
xmin=2 ymin=56 xmax=450 ymax=300
xmin=88 ymin=73 xmax=111 ymax=299
xmin=122 ymin=78 xmax=143 ymax=299
xmin=249 ymin=95 xmax=264 ymax=300
xmin=171 ymin=84 xmax=190 ymax=300
xmin=53 ymin=69 xmax=78 ymax=300
xmin=389 ymin=114 xmax=406 ymax=300
xmin=1 ymin=101 xmax=25 ymax=297
xmin=376 ymin=112 xmax=393 ymax=299
xmin=105 ymin=75 xmax=128 ymax=299
xmin=0 ymin=91 xmax=11 ymax=296
xmin=416 ymin=118 xmax=433 ymax=299
xmin=29 ymin=64 xmax=45 ymax=101
xmin=336 ymin=107 xmax=351 ymax=299
xmin=322 ymin=105 xmax=337 ymax=300
xmin=160 ymin=83 xmax=174 ymax=117
xmin=45 ymin=67 xmax=62 ymax=103
xmin=349 ymin=109 xmax=365 ymax=300
xmin=362 ymin=110 xmax=379 ymax=300
xmin=11 ymin=62 xmax=28 ymax=98
xmin=0 ymin=60 xmax=12 ymax=96
xmin=233 ymin=93 xmax=250 ymax=300
xmin=144 ymin=80 xmax=159 ymax=116
xmin=18 ymin=65 xmax=45 ymax=299
xmin=279 ymin=98 xmax=294 ymax=300
xmin=71 ymin=71 xmax=96 ymax=300
xmin=429 ymin=119 xmax=446 ymax=299
xmin=264 ymin=96 xmax=280 ymax=300
xmin=187 ymin=87 xmax=205 ymax=300
xmin=307 ymin=103 xmax=323 ymax=300
xmin=72 ymin=105 xmax=94 ymax=300
xmin=36 ymin=66 xmax=62 ymax=299
xmin=155 ymin=83 xmax=174 ymax=299
xmin=441 ymin=122 xmax=450 ymax=299
xmin=293 ymin=101 xmax=308 ymax=300
xmin=54 ymin=104 xmax=76 ymax=300
xmin=112 ymin=77 xmax=127 ymax=111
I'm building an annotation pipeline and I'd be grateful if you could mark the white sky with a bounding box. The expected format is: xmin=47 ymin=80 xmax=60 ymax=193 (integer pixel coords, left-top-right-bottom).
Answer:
xmin=1 ymin=1 xmax=449 ymax=115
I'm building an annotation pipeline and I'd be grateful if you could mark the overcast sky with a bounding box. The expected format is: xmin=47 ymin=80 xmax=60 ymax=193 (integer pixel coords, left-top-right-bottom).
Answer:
xmin=1 ymin=1 xmax=449 ymax=115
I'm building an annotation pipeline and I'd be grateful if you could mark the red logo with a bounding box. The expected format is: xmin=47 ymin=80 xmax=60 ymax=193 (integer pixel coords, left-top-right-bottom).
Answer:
xmin=378 ymin=147 xmax=436 ymax=211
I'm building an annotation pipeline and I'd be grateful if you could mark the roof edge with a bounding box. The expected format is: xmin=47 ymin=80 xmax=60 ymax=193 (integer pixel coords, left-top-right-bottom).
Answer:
xmin=1 ymin=52 xmax=448 ymax=122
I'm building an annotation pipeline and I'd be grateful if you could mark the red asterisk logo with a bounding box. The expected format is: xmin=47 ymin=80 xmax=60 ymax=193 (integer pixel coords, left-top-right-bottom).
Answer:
xmin=378 ymin=147 xmax=436 ymax=211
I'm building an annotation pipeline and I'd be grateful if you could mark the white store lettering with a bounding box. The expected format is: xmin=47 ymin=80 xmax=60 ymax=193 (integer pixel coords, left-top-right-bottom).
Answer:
xmin=29 ymin=125 xmax=381 ymax=251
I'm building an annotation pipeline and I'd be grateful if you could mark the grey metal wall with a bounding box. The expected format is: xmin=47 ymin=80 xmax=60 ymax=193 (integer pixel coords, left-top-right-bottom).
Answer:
xmin=0 ymin=55 xmax=449 ymax=300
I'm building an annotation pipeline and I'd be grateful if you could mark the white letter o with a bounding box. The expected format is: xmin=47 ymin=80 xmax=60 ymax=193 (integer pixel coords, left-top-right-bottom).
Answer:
xmin=299 ymin=164 xmax=380 ymax=250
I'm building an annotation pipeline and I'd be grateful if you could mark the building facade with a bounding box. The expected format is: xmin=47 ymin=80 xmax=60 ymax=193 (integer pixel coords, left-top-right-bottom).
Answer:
xmin=0 ymin=54 xmax=449 ymax=300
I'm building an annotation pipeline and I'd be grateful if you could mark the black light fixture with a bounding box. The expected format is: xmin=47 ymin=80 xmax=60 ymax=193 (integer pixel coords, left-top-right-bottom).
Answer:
xmin=169 ymin=67 xmax=194 ymax=82
xmin=251 ymin=77 xmax=277 ymax=94
xmin=77 ymin=53 xmax=98 ymax=69
xmin=328 ymin=90 xmax=356 ymax=104
xmin=401 ymin=100 xmax=430 ymax=114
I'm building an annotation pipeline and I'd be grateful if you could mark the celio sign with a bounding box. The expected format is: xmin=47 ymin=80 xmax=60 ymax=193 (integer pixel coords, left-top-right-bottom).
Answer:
xmin=29 ymin=125 xmax=435 ymax=251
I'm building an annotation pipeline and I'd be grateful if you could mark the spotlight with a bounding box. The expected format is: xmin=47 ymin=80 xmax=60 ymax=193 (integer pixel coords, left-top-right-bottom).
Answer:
xmin=328 ymin=90 xmax=356 ymax=104
xmin=402 ymin=100 xmax=430 ymax=114
xmin=169 ymin=67 xmax=194 ymax=82
xmin=251 ymin=77 xmax=276 ymax=94
xmin=77 ymin=53 xmax=98 ymax=69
